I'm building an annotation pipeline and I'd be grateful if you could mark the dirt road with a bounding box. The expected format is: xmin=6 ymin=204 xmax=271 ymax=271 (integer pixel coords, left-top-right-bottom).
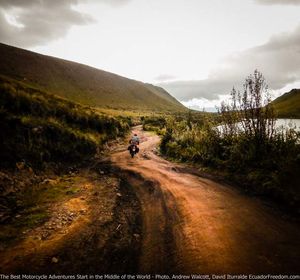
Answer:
xmin=111 ymin=126 xmax=300 ymax=274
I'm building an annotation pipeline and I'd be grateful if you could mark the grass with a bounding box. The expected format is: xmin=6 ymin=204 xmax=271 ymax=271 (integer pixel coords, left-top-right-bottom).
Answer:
xmin=156 ymin=70 xmax=300 ymax=214
xmin=0 ymin=174 xmax=81 ymax=246
xmin=272 ymin=89 xmax=300 ymax=118
xmin=159 ymin=116 xmax=300 ymax=213
xmin=0 ymin=75 xmax=131 ymax=168
xmin=0 ymin=43 xmax=186 ymax=112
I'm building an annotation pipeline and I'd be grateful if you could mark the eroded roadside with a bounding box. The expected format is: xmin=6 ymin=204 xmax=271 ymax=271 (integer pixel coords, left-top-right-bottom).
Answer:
xmin=0 ymin=165 xmax=142 ymax=274
xmin=2 ymin=125 xmax=300 ymax=274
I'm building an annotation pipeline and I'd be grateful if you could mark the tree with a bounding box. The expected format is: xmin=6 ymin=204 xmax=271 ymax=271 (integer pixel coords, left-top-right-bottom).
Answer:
xmin=220 ymin=70 xmax=276 ymax=142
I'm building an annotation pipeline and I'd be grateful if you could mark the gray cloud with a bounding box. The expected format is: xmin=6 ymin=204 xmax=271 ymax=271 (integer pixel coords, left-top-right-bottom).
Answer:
xmin=100 ymin=0 xmax=131 ymax=6
xmin=255 ymin=0 xmax=300 ymax=5
xmin=0 ymin=0 xmax=132 ymax=47
xmin=154 ymin=74 xmax=178 ymax=82
xmin=159 ymin=24 xmax=300 ymax=101
xmin=0 ymin=0 xmax=95 ymax=47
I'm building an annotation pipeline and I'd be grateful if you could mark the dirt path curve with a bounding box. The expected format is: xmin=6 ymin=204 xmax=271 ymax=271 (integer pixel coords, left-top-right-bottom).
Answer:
xmin=111 ymin=126 xmax=300 ymax=274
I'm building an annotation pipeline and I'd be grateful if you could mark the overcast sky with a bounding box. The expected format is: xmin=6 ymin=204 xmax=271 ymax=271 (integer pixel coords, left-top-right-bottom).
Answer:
xmin=0 ymin=0 xmax=300 ymax=110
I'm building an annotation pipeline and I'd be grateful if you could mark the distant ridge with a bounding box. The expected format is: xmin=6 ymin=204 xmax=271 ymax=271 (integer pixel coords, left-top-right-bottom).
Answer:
xmin=272 ymin=88 xmax=300 ymax=118
xmin=0 ymin=43 xmax=186 ymax=112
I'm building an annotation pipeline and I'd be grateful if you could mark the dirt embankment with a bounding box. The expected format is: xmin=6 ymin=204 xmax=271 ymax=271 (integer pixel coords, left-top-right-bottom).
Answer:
xmin=0 ymin=165 xmax=142 ymax=274
xmin=111 ymin=126 xmax=300 ymax=274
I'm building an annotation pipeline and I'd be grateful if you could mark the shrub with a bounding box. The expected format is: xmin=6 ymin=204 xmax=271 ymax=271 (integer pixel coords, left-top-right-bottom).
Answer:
xmin=0 ymin=77 xmax=131 ymax=168
xmin=159 ymin=70 xmax=300 ymax=212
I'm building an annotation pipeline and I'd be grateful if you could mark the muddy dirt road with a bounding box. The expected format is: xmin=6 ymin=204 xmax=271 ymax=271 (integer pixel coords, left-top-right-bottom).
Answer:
xmin=111 ymin=126 xmax=300 ymax=274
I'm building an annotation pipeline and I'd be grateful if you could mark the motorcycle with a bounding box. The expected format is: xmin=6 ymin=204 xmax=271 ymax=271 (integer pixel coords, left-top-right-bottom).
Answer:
xmin=128 ymin=143 xmax=139 ymax=158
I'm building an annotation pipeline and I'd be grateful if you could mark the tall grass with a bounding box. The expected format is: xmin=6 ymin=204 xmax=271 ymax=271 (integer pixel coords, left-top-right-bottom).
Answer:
xmin=160 ymin=71 xmax=300 ymax=212
xmin=0 ymin=76 xmax=131 ymax=168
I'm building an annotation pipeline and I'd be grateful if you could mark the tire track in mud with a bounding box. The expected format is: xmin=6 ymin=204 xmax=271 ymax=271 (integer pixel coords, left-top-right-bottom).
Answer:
xmin=111 ymin=126 xmax=300 ymax=274
xmin=3 ymin=126 xmax=300 ymax=274
xmin=118 ymin=169 xmax=181 ymax=273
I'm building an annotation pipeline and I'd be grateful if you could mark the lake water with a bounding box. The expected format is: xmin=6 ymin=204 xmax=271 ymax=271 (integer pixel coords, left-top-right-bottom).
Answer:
xmin=217 ymin=119 xmax=300 ymax=133
xmin=276 ymin=119 xmax=300 ymax=131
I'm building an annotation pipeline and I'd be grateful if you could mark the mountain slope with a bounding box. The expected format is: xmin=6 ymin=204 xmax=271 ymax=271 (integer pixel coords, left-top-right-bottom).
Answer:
xmin=272 ymin=89 xmax=300 ymax=118
xmin=144 ymin=83 xmax=184 ymax=108
xmin=0 ymin=43 xmax=186 ymax=112
xmin=0 ymin=75 xmax=131 ymax=168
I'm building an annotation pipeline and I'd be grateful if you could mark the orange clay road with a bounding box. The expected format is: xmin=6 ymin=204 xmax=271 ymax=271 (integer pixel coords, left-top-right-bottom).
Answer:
xmin=111 ymin=126 xmax=300 ymax=274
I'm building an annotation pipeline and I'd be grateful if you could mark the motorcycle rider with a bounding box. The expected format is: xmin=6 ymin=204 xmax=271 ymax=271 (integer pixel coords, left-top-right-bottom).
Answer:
xmin=130 ymin=133 xmax=140 ymax=145
xmin=128 ymin=133 xmax=140 ymax=154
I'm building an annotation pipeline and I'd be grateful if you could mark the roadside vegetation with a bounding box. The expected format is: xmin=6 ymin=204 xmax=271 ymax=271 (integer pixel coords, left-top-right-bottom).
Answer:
xmin=0 ymin=76 xmax=132 ymax=243
xmin=157 ymin=70 xmax=300 ymax=212
xmin=0 ymin=76 xmax=131 ymax=169
xmin=142 ymin=116 xmax=167 ymax=135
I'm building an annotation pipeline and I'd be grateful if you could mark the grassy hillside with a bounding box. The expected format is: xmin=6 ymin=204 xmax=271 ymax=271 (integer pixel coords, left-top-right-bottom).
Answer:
xmin=0 ymin=43 xmax=186 ymax=112
xmin=144 ymin=83 xmax=184 ymax=108
xmin=0 ymin=75 xmax=131 ymax=169
xmin=272 ymin=89 xmax=300 ymax=118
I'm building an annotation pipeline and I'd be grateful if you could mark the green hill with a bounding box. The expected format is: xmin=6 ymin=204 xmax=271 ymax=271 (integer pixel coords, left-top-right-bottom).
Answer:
xmin=0 ymin=43 xmax=186 ymax=112
xmin=144 ymin=83 xmax=184 ymax=108
xmin=272 ymin=89 xmax=300 ymax=118
xmin=0 ymin=75 xmax=131 ymax=168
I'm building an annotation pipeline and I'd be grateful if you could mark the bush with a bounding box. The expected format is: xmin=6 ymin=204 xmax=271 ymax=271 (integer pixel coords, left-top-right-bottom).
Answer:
xmin=0 ymin=77 xmax=131 ymax=168
xmin=159 ymin=71 xmax=300 ymax=212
